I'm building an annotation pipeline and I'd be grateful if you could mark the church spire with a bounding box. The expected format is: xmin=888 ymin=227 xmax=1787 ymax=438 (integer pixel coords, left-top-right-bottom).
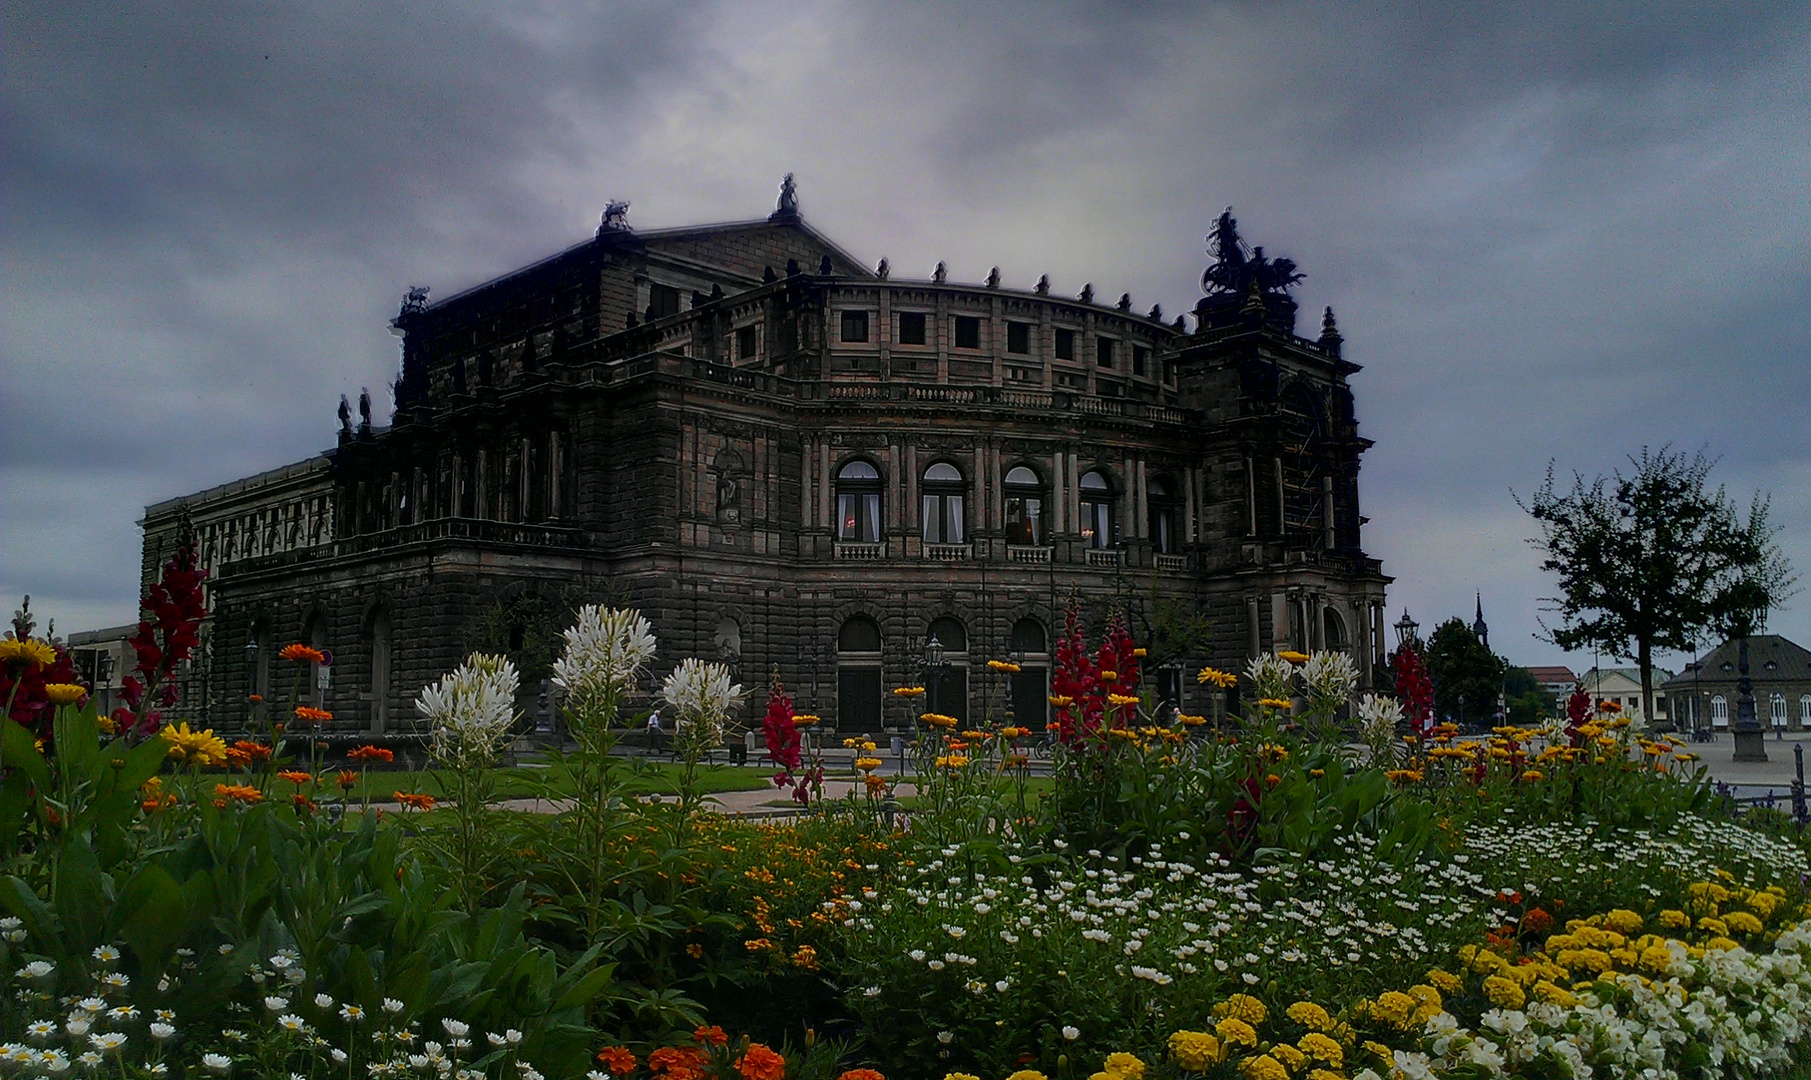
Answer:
xmin=1472 ymin=592 xmax=1489 ymax=651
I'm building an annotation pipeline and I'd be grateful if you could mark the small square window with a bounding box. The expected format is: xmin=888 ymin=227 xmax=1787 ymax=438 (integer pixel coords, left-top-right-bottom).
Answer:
xmin=898 ymin=312 xmax=927 ymax=345
xmin=1006 ymin=321 xmax=1031 ymax=354
xmin=1096 ymin=337 xmax=1115 ymax=368
xmin=737 ymin=325 xmax=757 ymax=360
xmin=1054 ymin=328 xmax=1075 ymax=361
xmin=840 ymin=310 xmax=870 ymax=343
xmin=954 ymin=315 xmax=981 ymax=350
xmin=648 ymin=283 xmax=681 ymax=320
xmin=1133 ymin=345 xmax=1149 ymax=376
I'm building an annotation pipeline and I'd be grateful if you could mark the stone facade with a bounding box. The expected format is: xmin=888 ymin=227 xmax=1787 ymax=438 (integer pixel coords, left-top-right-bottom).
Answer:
xmin=141 ymin=197 xmax=1391 ymax=737
xmin=1663 ymin=636 xmax=1811 ymax=734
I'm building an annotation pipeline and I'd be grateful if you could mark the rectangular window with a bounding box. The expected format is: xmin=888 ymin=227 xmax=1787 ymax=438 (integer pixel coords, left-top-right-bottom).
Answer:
xmin=953 ymin=315 xmax=981 ymax=350
xmin=736 ymin=325 xmax=757 ymax=360
xmin=1133 ymin=345 xmax=1149 ymax=376
xmin=648 ymin=283 xmax=680 ymax=320
xmin=1096 ymin=337 xmax=1115 ymax=368
xmin=1054 ymin=328 xmax=1075 ymax=361
xmin=898 ymin=311 xmax=927 ymax=345
xmin=840 ymin=310 xmax=870 ymax=343
xmin=1162 ymin=358 xmax=1174 ymax=383
xmin=1006 ymin=321 xmax=1031 ymax=354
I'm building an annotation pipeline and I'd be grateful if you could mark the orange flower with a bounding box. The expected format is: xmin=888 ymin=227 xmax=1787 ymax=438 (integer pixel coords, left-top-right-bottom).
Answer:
xmin=596 ymin=1047 xmax=638 ymax=1075
xmin=336 ymin=770 xmax=358 ymax=789
xmin=278 ymin=770 xmax=314 ymax=786
xmin=735 ymin=1044 xmax=787 ymax=1080
xmin=838 ymin=1071 xmax=886 ymax=1080
xmin=279 ymin=644 xmax=326 ymax=664
xmin=247 ymin=693 xmax=264 ymax=704
xmin=649 ymin=1046 xmax=709 ymax=1080
xmin=294 ymin=705 xmax=332 ymax=723
xmin=349 ymin=744 xmax=394 ymax=763
xmin=213 ymin=783 xmax=263 ymax=804
xmin=394 ymin=792 xmax=436 ymax=811
xmin=291 ymin=793 xmax=316 ymax=813
xmin=694 ymin=1025 xmax=729 ymax=1047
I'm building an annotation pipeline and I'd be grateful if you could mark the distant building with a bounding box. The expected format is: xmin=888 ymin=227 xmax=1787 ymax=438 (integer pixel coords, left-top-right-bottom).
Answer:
xmin=66 ymin=625 xmax=135 ymax=717
xmin=1578 ymin=666 xmax=1672 ymax=727
xmin=1663 ymin=635 xmax=1811 ymax=734
xmin=1524 ymin=665 xmax=1577 ymax=715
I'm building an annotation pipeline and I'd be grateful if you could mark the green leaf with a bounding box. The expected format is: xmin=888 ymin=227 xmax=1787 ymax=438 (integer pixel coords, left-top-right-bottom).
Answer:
xmin=0 ymin=719 xmax=50 ymax=790
xmin=117 ymin=864 xmax=188 ymax=976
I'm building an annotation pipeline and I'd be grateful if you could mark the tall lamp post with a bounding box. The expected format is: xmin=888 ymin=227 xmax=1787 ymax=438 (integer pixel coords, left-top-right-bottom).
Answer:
xmin=1393 ymin=609 xmax=1419 ymax=651
xmin=1730 ymin=589 xmax=1768 ymax=763
xmin=923 ymin=634 xmax=946 ymax=720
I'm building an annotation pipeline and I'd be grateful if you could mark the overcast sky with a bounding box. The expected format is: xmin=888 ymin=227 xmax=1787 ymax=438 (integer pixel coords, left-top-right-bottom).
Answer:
xmin=4 ymin=1 xmax=1807 ymax=675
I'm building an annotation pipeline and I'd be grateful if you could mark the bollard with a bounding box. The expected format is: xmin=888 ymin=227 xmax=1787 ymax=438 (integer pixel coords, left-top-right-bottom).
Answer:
xmin=1795 ymin=744 xmax=1807 ymax=827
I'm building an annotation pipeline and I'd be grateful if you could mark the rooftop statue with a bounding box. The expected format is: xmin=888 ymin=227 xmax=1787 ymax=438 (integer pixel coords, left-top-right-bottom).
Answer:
xmin=598 ymin=200 xmax=632 ymax=234
xmin=1201 ymin=207 xmax=1304 ymax=298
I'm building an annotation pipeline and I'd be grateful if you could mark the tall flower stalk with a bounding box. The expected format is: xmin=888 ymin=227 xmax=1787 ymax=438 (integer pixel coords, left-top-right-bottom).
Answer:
xmin=551 ymin=605 xmax=656 ymax=939
xmin=659 ymin=658 xmax=745 ymax=836
xmin=417 ymin=653 xmax=519 ymax=912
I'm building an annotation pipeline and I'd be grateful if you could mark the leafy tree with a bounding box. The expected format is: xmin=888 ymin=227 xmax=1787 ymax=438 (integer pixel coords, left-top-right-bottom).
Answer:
xmin=1423 ymin=617 xmax=1507 ymax=729
xmin=1519 ymin=446 xmax=1796 ymax=725
xmin=1502 ymin=667 xmax=1555 ymax=725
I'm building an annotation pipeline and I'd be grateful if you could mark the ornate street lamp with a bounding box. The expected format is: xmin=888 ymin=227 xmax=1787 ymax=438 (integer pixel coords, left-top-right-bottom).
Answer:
xmin=1728 ymin=585 xmax=1768 ymax=763
xmin=924 ymin=634 xmax=945 ymax=719
xmin=1393 ymin=609 xmax=1419 ymax=650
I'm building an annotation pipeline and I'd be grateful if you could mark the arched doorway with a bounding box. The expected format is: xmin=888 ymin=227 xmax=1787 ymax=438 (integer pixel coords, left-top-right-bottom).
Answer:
xmin=1009 ymin=617 xmax=1048 ymax=729
xmin=926 ymin=616 xmax=969 ymax=722
xmin=836 ymin=616 xmax=883 ymax=732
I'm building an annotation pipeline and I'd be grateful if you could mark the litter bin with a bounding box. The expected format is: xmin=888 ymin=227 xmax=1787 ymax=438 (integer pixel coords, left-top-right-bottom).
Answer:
xmin=729 ymin=743 xmax=747 ymax=766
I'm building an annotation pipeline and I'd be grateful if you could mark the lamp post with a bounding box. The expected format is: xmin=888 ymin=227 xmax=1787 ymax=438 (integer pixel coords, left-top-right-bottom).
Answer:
xmin=1732 ymin=635 xmax=1768 ymax=763
xmin=1161 ymin=657 xmax=1185 ymax=721
xmin=1393 ymin=609 xmax=1419 ymax=651
xmin=797 ymin=643 xmax=823 ymax=712
xmin=97 ymin=652 xmax=116 ymax=716
xmin=924 ymin=634 xmax=945 ymax=720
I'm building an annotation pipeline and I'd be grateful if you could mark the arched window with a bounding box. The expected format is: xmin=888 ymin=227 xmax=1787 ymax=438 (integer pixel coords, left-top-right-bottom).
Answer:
xmin=836 ymin=616 xmax=882 ymax=732
xmin=1323 ymin=607 xmax=1347 ymax=653
xmin=250 ymin=619 xmax=272 ymax=709
xmin=1079 ymin=470 xmax=1115 ymax=549
xmin=925 ymin=616 xmax=969 ymax=722
xmin=1711 ymin=694 xmax=1728 ymax=728
xmin=1800 ymin=694 xmax=1810 ymax=730
xmin=1003 ymin=466 xmax=1046 ymax=546
xmin=836 ymin=460 xmax=883 ymax=543
xmin=921 ymin=462 xmax=966 ymax=544
xmin=1147 ymin=476 xmax=1177 ymax=554
xmin=1770 ymin=693 xmax=1787 ymax=729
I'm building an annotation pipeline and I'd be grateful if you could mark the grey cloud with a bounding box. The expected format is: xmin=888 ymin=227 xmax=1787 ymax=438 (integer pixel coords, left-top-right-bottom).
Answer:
xmin=4 ymin=0 xmax=1807 ymax=671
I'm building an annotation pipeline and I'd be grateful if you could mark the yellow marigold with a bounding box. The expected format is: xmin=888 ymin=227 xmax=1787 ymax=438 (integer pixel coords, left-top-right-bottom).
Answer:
xmin=1426 ymin=968 xmax=1463 ymax=996
xmin=1284 ymin=1001 xmax=1331 ymax=1031
xmin=1238 ymin=1054 xmax=1288 ymax=1080
xmin=1098 ymin=670 xmax=1118 ymax=682
xmin=161 ymin=722 xmax=229 ymax=766
xmin=1270 ymin=1045 xmax=1307 ymax=1073
xmin=1604 ymin=909 xmax=1644 ymax=934
xmin=1215 ymin=1017 xmax=1257 ymax=1048
xmin=792 ymin=714 xmax=822 ymax=727
xmin=944 ymin=1075 xmax=981 ymax=1080
xmin=1697 ymin=916 xmax=1728 ymax=936
xmin=892 ymin=686 xmax=926 ymax=697
xmin=1089 ymin=1073 xmax=1118 ymax=1080
xmin=43 ymin=683 xmax=87 ymax=705
xmin=854 ymin=757 xmax=883 ymax=772
xmin=1407 ymin=984 xmax=1442 ymax=1023
xmin=1638 ymin=944 xmax=1677 ymax=973
xmin=1724 ymin=911 xmax=1763 ymax=935
xmin=1212 ymin=994 xmax=1269 ymax=1026
xmin=1257 ymin=698 xmax=1292 ymax=709
xmin=1102 ymin=1053 xmax=1145 ymax=1080
xmin=1179 ymin=713 xmax=1207 ymax=726
xmin=1519 ymin=769 xmax=1544 ymax=782
xmin=1167 ymin=1030 xmax=1222 ymax=1071
xmin=1530 ymin=980 xmax=1576 ymax=1007
xmin=0 ymin=639 xmax=58 ymax=668
xmin=1658 ymin=909 xmax=1690 ymax=929
xmin=1307 ymin=1072 xmax=1343 ymax=1080
xmin=1482 ymin=975 xmax=1525 ymax=1010
xmin=1746 ymin=891 xmax=1781 ymax=920
xmin=1005 ymin=1072 xmax=1049 ymax=1080
xmin=1048 ymin=695 xmax=1074 ymax=707
xmin=1704 ymin=935 xmax=1740 ymax=952
xmin=987 ymin=659 xmax=1021 ymax=673
xmin=920 ymin=713 xmax=958 ymax=728
xmin=1278 ymin=650 xmax=1310 ymax=664
xmin=934 ymin=754 xmax=970 ymax=768
xmin=1363 ymin=1041 xmax=1393 ymax=1064
xmin=1297 ymin=1034 xmax=1342 ymax=1068
xmin=1370 ymin=990 xmax=1416 ymax=1028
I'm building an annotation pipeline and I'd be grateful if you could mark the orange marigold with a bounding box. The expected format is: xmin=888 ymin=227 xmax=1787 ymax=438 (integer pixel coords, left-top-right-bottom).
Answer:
xmin=294 ymin=705 xmax=333 ymax=723
xmin=233 ymin=740 xmax=273 ymax=762
xmin=277 ymin=770 xmax=314 ymax=786
xmin=596 ymin=1047 xmax=638 ymax=1075
xmin=213 ymin=783 xmax=262 ymax=804
xmin=279 ymin=644 xmax=327 ymax=664
xmin=649 ymin=1046 xmax=710 ymax=1080
xmin=694 ymin=1025 xmax=729 ymax=1047
xmin=394 ymin=792 xmax=437 ymax=811
xmin=736 ymin=1044 xmax=787 ymax=1080
xmin=348 ymin=744 xmax=394 ymax=763
xmin=838 ymin=1071 xmax=886 ymax=1080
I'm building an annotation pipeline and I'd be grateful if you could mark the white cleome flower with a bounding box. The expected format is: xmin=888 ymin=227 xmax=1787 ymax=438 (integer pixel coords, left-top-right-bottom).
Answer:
xmin=659 ymin=657 xmax=746 ymax=750
xmin=418 ymin=653 xmax=520 ymax=770
xmin=1302 ymin=650 xmax=1359 ymax=705
xmin=552 ymin=606 xmax=657 ymax=711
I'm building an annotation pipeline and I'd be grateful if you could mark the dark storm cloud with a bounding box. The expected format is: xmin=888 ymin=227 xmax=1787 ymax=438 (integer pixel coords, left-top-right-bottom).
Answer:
xmin=4 ymin=0 xmax=1807 ymax=668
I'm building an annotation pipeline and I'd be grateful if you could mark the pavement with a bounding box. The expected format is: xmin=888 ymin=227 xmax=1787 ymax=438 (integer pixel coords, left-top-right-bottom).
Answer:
xmin=1687 ymin=731 xmax=1811 ymax=793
